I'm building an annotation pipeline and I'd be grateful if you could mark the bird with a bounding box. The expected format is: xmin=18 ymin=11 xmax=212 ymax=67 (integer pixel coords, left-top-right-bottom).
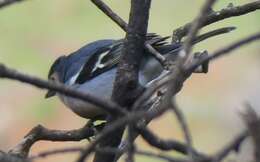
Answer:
xmin=45 ymin=27 xmax=235 ymax=120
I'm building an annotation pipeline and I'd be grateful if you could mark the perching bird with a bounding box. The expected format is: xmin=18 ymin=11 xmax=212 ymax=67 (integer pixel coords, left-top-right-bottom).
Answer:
xmin=45 ymin=27 xmax=235 ymax=119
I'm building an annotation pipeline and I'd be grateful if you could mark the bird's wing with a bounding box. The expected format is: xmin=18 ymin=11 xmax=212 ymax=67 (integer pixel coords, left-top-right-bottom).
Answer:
xmin=75 ymin=40 xmax=123 ymax=84
xmin=75 ymin=35 xmax=169 ymax=84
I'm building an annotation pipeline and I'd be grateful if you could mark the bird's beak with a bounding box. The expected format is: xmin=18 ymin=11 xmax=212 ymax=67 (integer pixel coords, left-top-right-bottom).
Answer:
xmin=45 ymin=90 xmax=56 ymax=98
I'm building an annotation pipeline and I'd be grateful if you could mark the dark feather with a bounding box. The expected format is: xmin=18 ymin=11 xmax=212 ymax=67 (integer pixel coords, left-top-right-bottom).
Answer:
xmin=75 ymin=35 xmax=169 ymax=84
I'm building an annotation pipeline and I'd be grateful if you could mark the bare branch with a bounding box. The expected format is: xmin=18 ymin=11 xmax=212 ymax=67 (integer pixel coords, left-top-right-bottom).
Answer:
xmin=192 ymin=26 xmax=236 ymax=45
xmin=94 ymin=1 xmax=152 ymax=162
xmin=91 ymin=0 xmax=128 ymax=31
xmin=29 ymin=146 xmax=189 ymax=162
xmin=242 ymin=104 xmax=260 ymax=162
xmin=145 ymin=43 xmax=167 ymax=67
xmin=29 ymin=147 xmax=83 ymax=160
xmin=0 ymin=152 xmax=29 ymax=162
xmin=172 ymin=1 xmax=260 ymax=43
xmin=0 ymin=0 xmax=25 ymax=8
xmin=136 ymin=127 xmax=207 ymax=159
xmin=9 ymin=124 xmax=96 ymax=158
xmin=181 ymin=0 xmax=217 ymax=65
xmin=77 ymin=97 xmax=173 ymax=162
xmin=136 ymin=149 xmax=188 ymax=162
xmin=187 ymin=31 xmax=260 ymax=72
xmin=114 ymin=91 xmax=167 ymax=161
xmin=30 ymin=146 xmax=127 ymax=161
xmin=171 ymin=101 xmax=194 ymax=160
xmin=0 ymin=64 xmax=125 ymax=116
xmin=112 ymin=0 xmax=151 ymax=106
xmin=125 ymin=125 xmax=135 ymax=162
xmin=91 ymin=0 xmax=170 ymax=71
xmin=76 ymin=113 xmax=142 ymax=162
xmin=212 ymin=130 xmax=248 ymax=162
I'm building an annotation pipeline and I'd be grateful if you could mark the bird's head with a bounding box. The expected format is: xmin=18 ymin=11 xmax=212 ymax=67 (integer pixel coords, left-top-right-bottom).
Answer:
xmin=45 ymin=55 xmax=67 ymax=98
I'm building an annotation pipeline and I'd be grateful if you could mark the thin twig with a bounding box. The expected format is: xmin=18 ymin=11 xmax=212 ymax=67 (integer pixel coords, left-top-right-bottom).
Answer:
xmin=126 ymin=125 xmax=135 ymax=162
xmin=91 ymin=0 xmax=128 ymax=31
xmin=136 ymin=150 xmax=188 ymax=162
xmin=171 ymin=101 xmax=194 ymax=160
xmin=91 ymin=0 xmax=169 ymax=70
xmin=0 ymin=151 xmax=29 ymax=162
xmin=172 ymin=1 xmax=260 ymax=43
xmin=76 ymin=112 xmax=145 ymax=162
xmin=29 ymin=146 xmax=189 ymax=162
xmin=77 ymin=97 xmax=174 ymax=162
xmin=114 ymin=89 xmax=167 ymax=161
xmin=192 ymin=26 xmax=236 ymax=45
xmin=30 ymin=147 xmax=124 ymax=160
xmin=136 ymin=127 xmax=206 ymax=158
xmin=8 ymin=124 xmax=96 ymax=158
xmin=212 ymin=130 xmax=248 ymax=162
xmin=0 ymin=64 xmax=125 ymax=116
xmin=0 ymin=0 xmax=25 ymax=8
xmin=181 ymin=0 xmax=217 ymax=67
xmin=29 ymin=147 xmax=84 ymax=160
xmin=187 ymin=32 xmax=260 ymax=72
xmin=145 ymin=43 xmax=167 ymax=67
xmin=242 ymin=103 xmax=260 ymax=162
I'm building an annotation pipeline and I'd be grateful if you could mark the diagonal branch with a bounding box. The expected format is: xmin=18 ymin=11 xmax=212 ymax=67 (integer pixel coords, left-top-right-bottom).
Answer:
xmin=8 ymin=124 xmax=97 ymax=158
xmin=136 ymin=127 xmax=206 ymax=158
xmin=0 ymin=64 xmax=125 ymax=116
xmin=91 ymin=0 xmax=127 ymax=31
xmin=91 ymin=0 xmax=169 ymax=69
xmin=181 ymin=0 xmax=217 ymax=65
xmin=77 ymin=94 xmax=175 ymax=162
xmin=171 ymin=101 xmax=194 ymax=160
xmin=0 ymin=152 xmax=29 ymax=162
xmin=242 ymin=104 xmax=260 ymax=162
xmin=76 ymin=113 xmax=144 ymax=162
xmin=172 ymin=1 xmax=260 ymax=43
xmin=212 ymin=130 xmax=248 ymax=162
xmin=187 ymin=31 xmax=260 ymax=72
xmin=0 ymin=0 xmax=25 ymax=8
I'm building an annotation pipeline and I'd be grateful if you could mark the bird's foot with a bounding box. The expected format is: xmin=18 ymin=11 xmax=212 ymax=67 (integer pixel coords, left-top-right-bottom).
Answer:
xmin=86 ymin=118 xmax=107 ymax=142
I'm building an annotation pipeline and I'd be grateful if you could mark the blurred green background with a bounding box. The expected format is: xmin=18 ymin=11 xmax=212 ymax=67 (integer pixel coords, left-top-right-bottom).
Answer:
xmin=0 ymin=0 xmax=259 ymax=162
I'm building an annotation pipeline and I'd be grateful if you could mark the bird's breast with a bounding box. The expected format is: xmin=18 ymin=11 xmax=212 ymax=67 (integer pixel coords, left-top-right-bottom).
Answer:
xmin=58 ymin=68 xmax=117 ymax=119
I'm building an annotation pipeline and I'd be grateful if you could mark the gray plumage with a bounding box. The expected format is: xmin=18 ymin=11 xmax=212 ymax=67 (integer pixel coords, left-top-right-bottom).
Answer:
xmin=47 ymin=35 xmax=180 ymax=118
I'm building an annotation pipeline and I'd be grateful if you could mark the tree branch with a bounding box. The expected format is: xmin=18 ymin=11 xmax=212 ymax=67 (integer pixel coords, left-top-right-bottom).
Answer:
xmin=187 ymin=31 xmax=260 ymax=72
xmin=172 ymin=1 xmax=260 ymax=43
xmin=8 ymin=124 xmax=97 ymax=158
xmin=0 ymin=152 xmax=29 ymax=162
xmin=91 ymin=0 xmax=128 ymax=31
xmin=0 ymin=64 xmax=125 ymax=116
xmin=136 ymin=127 xmax=207 ymax=159
xmin=136 ymin=149 xmax=188 ymax=162
xmin=181 ymin=0 xmax=217 ymax=65
xmin=76 ymin=112 xmax=143 ymax=162
xmin=90 ymin=0 xmax=170 ymax=69
xmin=29 ymin=147 xmax=84 ymax=160
xmin=212 ymin=130 xmax=248 ymax=162
xmin=77 ymin=94 xmax=175 ymax=162
xmin=171 ymin=101 xmax=194 ymax=160
xmin=91 ymin=1 xmax=153 ymax=162
xmin=242 ymin=104 xmax=260 ymax=162
xmin=0 ymin=0 xmax=25 ymax=8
